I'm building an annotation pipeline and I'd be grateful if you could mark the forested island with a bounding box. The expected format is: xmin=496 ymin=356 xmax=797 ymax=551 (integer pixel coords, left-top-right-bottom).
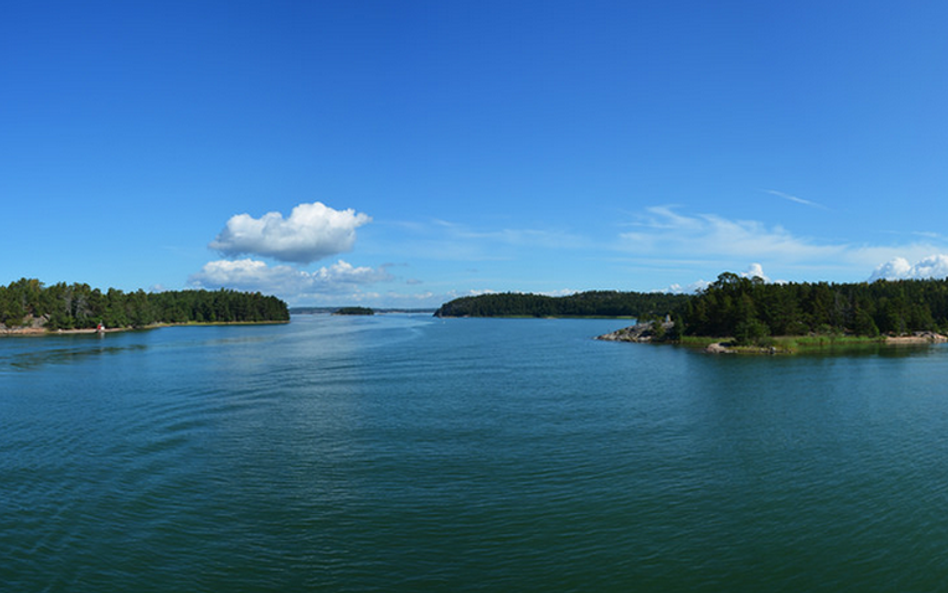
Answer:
xmin=436 ymin=274 xmax=948 ymax=350
xmin=680 ymin=272 xmax=948 ymax=341
xmin=433 ymin=290 xmax=689 ymax=319
xmin=0 ymin=278 xmax=289 ymax=333
xmin=333 ymin=306 xmax=375 ymax=316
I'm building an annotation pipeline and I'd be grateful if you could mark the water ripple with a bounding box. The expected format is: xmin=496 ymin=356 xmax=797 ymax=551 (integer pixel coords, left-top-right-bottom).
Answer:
xmin=4 ymin=318 xmax=948 ymax=591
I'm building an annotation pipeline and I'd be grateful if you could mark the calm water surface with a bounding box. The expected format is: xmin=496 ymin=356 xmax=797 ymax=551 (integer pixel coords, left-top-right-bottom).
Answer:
xmin=2 ymin=315 xmax=948 ymax=591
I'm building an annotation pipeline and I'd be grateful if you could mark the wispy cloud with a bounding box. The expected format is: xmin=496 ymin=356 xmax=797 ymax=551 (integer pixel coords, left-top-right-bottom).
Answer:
xmin=910 ymin=231 xmax=945 ymax=240
xmin=433 ymin=219 xmax=590 ymax=250
xmin=620 ymin=205 xmax=845 ymax=263
xmin=379 ymin=218 xmax=591 ymax=262
xmin=764 ymin=189 xmax=828 ymax=210
xmin=618 ymin=205 xmax=948 ymax=282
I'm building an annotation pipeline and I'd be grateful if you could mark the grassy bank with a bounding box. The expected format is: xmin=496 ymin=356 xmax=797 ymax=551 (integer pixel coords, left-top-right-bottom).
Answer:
xmin=679 ymin=333 xmax=935 ymax=355
xmin=775 ymin=335 xmax=885 ymax=352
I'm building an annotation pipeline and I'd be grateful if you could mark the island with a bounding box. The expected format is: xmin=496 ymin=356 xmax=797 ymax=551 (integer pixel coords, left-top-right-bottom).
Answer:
xmin=434 ymin=290 xmax=689 ymax=319
xmin=333 ymin=306 xmax=375 ymax=316
xmin=434 ymin=273 xmax=948 ymax=354
xmin=594 ymin=273 xmax=948 ymax=353
xmin=0 ymin=278 xmax=289 ymax=335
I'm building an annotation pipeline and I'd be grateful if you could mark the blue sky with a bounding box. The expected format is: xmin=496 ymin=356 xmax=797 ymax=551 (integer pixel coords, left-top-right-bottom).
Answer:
xmin=2 ymin=1 xmax=947 ymax=307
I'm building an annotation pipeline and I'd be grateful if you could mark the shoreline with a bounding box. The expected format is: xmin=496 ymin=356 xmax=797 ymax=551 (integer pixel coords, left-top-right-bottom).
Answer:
xmin=0 ymin=320 xmax=290 ymax=337
xmin=701 ymin=333 xmax=948 ymax=355
xmin=596 ymin=323 xmax=948 ymax=354
xmin=697 ymin=332 xmax=948 ymax=355
xmin=0 ymin=327 xmax=124 ymax=336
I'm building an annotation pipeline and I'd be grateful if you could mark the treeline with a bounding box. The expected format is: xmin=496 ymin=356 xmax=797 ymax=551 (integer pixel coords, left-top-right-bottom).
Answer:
xmin=0 ymin=278 xmax=289 ymax=330
xmin=333 ymin=307 xmax=375 ymax=316
xmin=433 ymin=290 xmax=690 ymax=318
xmin=432 ymin=274 xmax=948 ymax=345
xmin=683 ymin=272 xmax=948 ymax=344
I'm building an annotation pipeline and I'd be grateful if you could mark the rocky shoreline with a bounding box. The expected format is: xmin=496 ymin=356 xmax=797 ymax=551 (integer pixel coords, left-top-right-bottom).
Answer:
xmin=0 ymin=314 xmax=287 ymax=337
xmin=0 ymin=314 xmax=118 ymax=336
xmin=883 ymin=331 xmax=948 ymax=345
xmin=597 ymin=322 xmax=948 ymax=354
xmin=0 ymin=326 xmax=127 ymax=336
xmin=595 ymin=320 xmax=674 ymax=343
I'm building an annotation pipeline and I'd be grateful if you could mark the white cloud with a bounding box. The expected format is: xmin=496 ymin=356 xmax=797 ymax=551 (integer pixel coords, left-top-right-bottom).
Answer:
xmin=209 ymin=202 xmax=371 ymax=264
xmin=188 ymin=258 xmax=393 ymax=299
xmin=540 ymin=288 xmax=578 ymax=297
xmin=664 ymin=280 xmax=710 ymax=294
xmin=741 ymin=263 xmax=769 ymax=282
xmin=666 ymin=256 xmax=948 ymax=295
xmin=869 ymin=255 xmax=948 ymax=282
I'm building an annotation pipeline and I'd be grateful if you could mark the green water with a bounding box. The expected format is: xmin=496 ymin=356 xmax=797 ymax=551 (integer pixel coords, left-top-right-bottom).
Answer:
xmin=2 ymin=315 xmax=947 ymax=591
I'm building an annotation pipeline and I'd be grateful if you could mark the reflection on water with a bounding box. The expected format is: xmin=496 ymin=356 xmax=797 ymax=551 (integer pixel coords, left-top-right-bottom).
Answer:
xmin=2 ymin=343 xmax=149 ymax=370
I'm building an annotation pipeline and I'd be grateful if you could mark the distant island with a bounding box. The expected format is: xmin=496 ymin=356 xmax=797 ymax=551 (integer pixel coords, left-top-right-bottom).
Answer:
xmin=0 ymin=278 xmax=289 ymax=334
xmin=333 ymin=306 xmax=375 ymax=316
xmin=434 ymin=290 xmax=689 ymax=319
xmin=434 ymin=274 xmax=948 ymax=353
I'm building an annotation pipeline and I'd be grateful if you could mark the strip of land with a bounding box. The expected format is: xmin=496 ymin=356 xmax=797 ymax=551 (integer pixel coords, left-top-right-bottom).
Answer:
xmin=1 ymin=326 xmax=123 ymax=336
xmin=596 ymin=322 xmax=948 ymax=354
xmin=1 ymin=318 xmax=289 ymax=337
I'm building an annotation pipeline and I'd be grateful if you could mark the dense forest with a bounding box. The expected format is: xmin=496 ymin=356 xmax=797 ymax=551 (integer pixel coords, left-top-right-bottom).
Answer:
xmin=433 ymin=290 xmax=690 ymax=319
xmin=0 ymin=278 xmax=289 ymax=330
xmin=682 ymin=272 xmax=948 ymax=344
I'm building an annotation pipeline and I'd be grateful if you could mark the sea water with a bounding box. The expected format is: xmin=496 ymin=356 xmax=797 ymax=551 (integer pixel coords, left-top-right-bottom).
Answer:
xmin=2 ymin=315 xmax=948 ymax=591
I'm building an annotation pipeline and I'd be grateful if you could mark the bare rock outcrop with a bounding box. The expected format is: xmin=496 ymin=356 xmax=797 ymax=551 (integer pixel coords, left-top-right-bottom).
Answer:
xmin=596 ymin=320 xmax=674 ymax=343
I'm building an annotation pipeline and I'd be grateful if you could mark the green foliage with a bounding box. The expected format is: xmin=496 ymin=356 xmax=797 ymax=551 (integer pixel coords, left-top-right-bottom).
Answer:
xmin=649 ymin=319 xmax=667 ymax=341
xmin=853 ymin=309 xmax=879 ymax=338
xmin=334 ymin=306 xmax=375 ymax=315
xmin=0 ymin=278 xmax=290 ymax=330
xmin=434 ymin=291 xmax=689 ymax=319
xmin=684 ymin=273 xmax=948 ymax=339
xmin=666 ymin=313 xmax=684 ymax=342
xmin=734 ymin=318 xmax=770 ymax=346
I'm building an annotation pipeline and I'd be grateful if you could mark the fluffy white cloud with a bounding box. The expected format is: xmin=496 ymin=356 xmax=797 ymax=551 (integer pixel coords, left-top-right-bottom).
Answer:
xmin=188 ymin=258 xmax=393 ymax=298
xmin=209 ymin=202 xmax=371 ymax=264
xmin=741 ymin=263 xmax=770 ymax=282
xmin=869 ymin=255 xmax=948 ymax=281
